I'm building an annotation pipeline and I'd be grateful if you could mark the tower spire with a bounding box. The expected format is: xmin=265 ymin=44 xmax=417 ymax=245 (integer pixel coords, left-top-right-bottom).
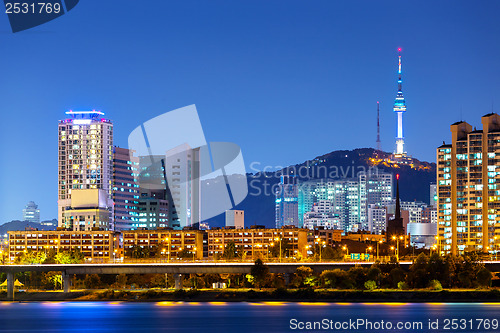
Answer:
xmin=393 ymin=47 xmax=407 ymax=157
xmin=376 ymin=101 xmax=381 ymax=152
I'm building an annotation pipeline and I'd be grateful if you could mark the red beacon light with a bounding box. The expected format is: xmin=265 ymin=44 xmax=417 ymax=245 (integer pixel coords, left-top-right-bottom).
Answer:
xmin=398 ymin=48 xmax=402 ymax=52
xmin=396 ymin=174 xmax=400 ymax=180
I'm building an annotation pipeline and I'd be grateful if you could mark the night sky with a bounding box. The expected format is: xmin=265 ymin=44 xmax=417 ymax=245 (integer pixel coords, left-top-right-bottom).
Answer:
xmin=1 ymin=1 xmax=499 ymax=222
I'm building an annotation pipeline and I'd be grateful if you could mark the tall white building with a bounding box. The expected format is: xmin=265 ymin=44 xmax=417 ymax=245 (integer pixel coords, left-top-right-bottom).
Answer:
xmin=367 ymin=204 xmax=387 ymax=235
xmin=225 ymin=210 xmax=244 ymax=229
xmin=22 ymin=201 xmax=40 ymax=224
xmin=164 ymin=144 xmax=201 ymax=229
xmin=58 ymin=110 xmax=113 ymax=230
xmin=303 ymin=200 xmax=340 ymax=230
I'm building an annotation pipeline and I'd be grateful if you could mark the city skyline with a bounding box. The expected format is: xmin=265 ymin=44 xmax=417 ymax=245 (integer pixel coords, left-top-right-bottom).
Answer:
xmin=2 ymin=1 xmax=500 ymax=222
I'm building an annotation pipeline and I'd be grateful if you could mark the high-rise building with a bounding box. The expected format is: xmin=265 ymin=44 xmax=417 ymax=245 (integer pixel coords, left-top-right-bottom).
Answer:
xmin=429 ymin=183 xmax=437 ymax=208
xmin=298 ymin=172 xmax=393 ymax=232
xmin=225 ymin=210 xmax=244 ymax=229
xmin=113 ymin=147 xmax=139 ymax=231
xmin=303 ymin=200 xmax=340 ymax=230
xmin=164 ymin=144 xmax=201 ymax=229
xmin=367 ymin=204 xmax=387 ymax=235
xmin=22 ymin=201 xmax=40 ymax=223
xmin=275 ymin=175 xmax=299 ymax=228
xmin=58 ymin=110 xmax=113 ymax=230
xmin=135 ymin=144 xmax=201 ymax=230
xmin=437 ymin=113 xmax=500 ymax=255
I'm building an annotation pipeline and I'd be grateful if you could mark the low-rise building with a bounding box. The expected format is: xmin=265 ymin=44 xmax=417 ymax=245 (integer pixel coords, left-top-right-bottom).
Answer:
xmin=122 ymin=229 xmax=204 ymax=259
xmin=206 ymin=226 xmax=308 ymax=258
xmin=307 ymin=227 xmax=342 ymax=247
xmin=8 ymin=230 xmax=117 ymax=262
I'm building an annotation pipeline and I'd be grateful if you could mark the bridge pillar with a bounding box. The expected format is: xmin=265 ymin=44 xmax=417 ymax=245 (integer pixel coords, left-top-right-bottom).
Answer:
xmin=283 ymin=273 xmax=291 ymax=286
xmin=174 ymin=274 xmax=183 ymax=290
xmin=6 ymin=272 xmax=14 ymax=300
xmin=62 ymin=272 xmax=71 ymax=293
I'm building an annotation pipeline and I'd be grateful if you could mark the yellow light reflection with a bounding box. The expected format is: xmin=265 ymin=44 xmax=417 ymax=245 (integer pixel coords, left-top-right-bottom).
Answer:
xmin=299 ymin=302 xmax=329 ymax=306
xmin=209 ymin=302 xmax=227 ymax=306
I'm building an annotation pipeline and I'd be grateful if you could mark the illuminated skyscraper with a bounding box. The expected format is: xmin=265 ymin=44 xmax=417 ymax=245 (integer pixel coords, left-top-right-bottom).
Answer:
xmin=393 ymin=48 xmax=407 ymax=158
xmin=58 ymin=110 xmax=114 ymax=230
xmin=113 ymin=147 xmax=139 ymax=231
xmin=437 ymin=113 xmax=500 ymax=255
xmin=22 ymin=201 xmax=40 ymax=224
xmin=275 ymin=175 xmax=299 ymax=228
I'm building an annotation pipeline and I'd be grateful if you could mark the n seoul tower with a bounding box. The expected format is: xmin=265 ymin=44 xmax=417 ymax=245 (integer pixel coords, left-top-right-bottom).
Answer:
xmin=393 ymin=47 xmax=407 ymax=157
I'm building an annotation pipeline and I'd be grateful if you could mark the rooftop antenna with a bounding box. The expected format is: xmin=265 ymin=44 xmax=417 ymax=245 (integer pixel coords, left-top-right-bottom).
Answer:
xmin=376 ymin=101 xmax=381 ymax=152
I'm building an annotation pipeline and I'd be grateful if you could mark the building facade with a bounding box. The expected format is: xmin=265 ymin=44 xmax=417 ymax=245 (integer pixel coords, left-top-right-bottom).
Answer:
xmin=58 ymin=110 xmax=113 ymax=230
xmin=437 ymin=113 xmax=500 ymax=254
xmin=113 ymin=147 xmax=139 ymax=231
xmin=22 ymin=201 xmax=40 ymax=224
xmin=122 ymin=229 xmax=204 ymax=259
xmin=8 ymin=230 xmax=117 ymax=262
xmin=225 ymin=210 xmax=244 ymax=229
xmin=207 ymin=227 xmax=308 ymax=259
xmin=275 ymin=175 xmax=299 ymax=228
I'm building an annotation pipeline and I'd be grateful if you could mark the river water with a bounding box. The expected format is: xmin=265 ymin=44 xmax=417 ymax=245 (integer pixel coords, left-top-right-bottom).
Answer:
xmin=1 ymin=302 xmax=499 ymax=332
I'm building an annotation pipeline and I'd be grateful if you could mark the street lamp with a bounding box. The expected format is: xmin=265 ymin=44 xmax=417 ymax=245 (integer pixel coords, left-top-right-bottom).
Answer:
xmin=366 ymin=246 xmax=372 ymax=261
xmin=113 ymin=249 xmax=117 ymax=264
xmin=165 ymin=237 xmax=171 ymax=263
xmin=390 ymin=246 xmax=395 ymax=257
xmin=494 ymin=236 xmax=498 ymax=261
xmin=377 ymin=240 xmax=383 ymax=261
xmin=193 ymin=247 xmax=197 ymax=262
xmin=275 ymin=237 xmax=282 ymax=263
xmin=392 ymin=235 xmax=403 ymax=261
xmin=342 ymin=245 xmax=349 ymax=260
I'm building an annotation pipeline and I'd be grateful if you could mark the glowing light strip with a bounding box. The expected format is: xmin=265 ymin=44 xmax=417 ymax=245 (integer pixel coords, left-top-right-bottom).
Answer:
xmin=65 ymin=110 xmax=105 ymax=115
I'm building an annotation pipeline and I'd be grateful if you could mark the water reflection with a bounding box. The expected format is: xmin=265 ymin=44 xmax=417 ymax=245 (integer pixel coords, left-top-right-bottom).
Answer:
xmin=0 ymin=302 xmax=498 ymax=333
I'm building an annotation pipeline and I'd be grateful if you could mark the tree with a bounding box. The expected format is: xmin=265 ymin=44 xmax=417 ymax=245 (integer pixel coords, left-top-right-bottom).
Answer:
xmin=84 ymin=274 xmax=101 ymax=289
xmin=223 ymin=241 xmax=237 ymax=260
xmin=116 ymin=274 xmax=128 ymax=289
xmin=477 ymin=268 xmax=492 ymax=288
xmin=17 ymin=251 xmax=46 ymax=264
xmin=364 ymin=280 xmax=377 ymax=291
xmin=250 ymin=259 xmax=269 ymax=288
xmin=319 ymin=269 xmax=353 ymax=289
xmin=54 ymin=249 xmax=84 ymax=264
xmin=127 ymin=245 xmax=149 ymax=259
xmin=293 ymin=266 xmax=314 ymax=288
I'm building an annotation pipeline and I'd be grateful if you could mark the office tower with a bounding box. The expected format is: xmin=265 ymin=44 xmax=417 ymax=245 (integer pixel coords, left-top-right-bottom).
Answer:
xmin=164 ymin=144 xmax=201 ymax=229
xmin=429 ymin=183 xmax=437 ymax=208
xmin=58 ymin=110 xmax=113 ymax=230
xmin=437 ymin=113 xmax=500 ymax=255
xmin=333 ymin=179 xmax=361 ymax=232
xmin=303 ymin=200 xmax=340 ymax=230
xmin=137 ymin=190 xmax=169 ymax=229
xmin=359 ymin=172 xmax=393 ymax=229
xmin=298 ymin=180 xmax=317 ymax=227
xmin=367 ymin=204 xmax=386 ymax=235
xmin=22 ymin=201 xmax=40 ymax=223
xmin=275 ymin=175 xmax=299 ymax=228
xmin=113 ymin=147 xmax=139 ymax=231
xmin=421 ymin=206 xmax=437 ymax=224
xmin=393 ymin=48 xmax=407 ymax=158
xmin=225 ymin=210 xmax=244 ymax=229
xmin=136 ymin=144 xmax=201 ymax=230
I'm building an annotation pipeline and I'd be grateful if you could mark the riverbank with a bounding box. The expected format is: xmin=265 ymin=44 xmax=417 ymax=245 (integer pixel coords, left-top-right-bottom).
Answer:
xmin=2 ymin=288 xmax=500 ymax=302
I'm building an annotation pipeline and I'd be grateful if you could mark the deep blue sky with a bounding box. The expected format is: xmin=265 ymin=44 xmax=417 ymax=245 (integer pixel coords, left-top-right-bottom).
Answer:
xmin=0 ymin=1 xmax=499 ymax=222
